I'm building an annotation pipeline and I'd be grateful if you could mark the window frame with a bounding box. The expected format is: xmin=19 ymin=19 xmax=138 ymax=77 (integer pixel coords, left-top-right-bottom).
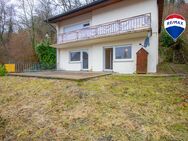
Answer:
xmin=63 ymin=20 xmax=91 ymax=33
xmin=69 ymin=51 xmax=81 ymax=63
xmin=113 ymin=45 xmax=133 ymax=62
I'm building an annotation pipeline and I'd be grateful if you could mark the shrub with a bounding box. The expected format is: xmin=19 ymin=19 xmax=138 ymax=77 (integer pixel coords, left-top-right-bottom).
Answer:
xmin=35 ymin=39 xmax=56 ymax=69
xmin=160 ymin=29 xmax=174 ymax=48
xmin=0 ymin=65 xmax=7 ymax=76
xmin=160 ymin=29 xmax=187 ymax=63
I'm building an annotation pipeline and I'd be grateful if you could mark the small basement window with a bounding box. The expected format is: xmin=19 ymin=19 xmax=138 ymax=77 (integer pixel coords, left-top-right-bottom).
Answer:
xmin=70 ymin=51 xmax=81 ymax=62
xmin=115 ymin=46 xmax=132 ymax=60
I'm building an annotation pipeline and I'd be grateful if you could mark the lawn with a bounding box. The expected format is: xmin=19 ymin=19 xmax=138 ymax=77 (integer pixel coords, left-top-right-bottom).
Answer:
xmin=0 ymin=76 xmax=188 ymax=141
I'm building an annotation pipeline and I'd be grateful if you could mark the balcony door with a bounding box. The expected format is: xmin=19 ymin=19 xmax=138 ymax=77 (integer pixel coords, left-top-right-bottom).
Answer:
xmin=82 ymin=51 xmax=89 ymax=70
xmin=104 ymin=48 xmax=113 ymax=71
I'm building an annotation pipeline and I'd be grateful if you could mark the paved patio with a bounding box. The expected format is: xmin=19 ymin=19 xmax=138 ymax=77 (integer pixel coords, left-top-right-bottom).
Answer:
xmin=8 ymin=71 xmax=112 ymax=81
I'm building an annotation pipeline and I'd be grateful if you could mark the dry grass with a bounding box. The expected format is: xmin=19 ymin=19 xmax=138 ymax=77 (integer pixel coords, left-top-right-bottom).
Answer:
xmin=157 ymin=63 xmax=188 ymax=74
xmin=0 ymin=76 xmax=188 ymax=141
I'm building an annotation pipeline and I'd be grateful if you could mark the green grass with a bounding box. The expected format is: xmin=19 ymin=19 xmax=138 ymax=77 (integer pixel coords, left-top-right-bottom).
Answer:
xmin=0 ymin=76 xmax=188 ymax=141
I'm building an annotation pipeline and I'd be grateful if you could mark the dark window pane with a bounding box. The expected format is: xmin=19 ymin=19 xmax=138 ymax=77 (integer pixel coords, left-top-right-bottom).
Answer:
xmin=115 ymin=46 xmax=132 ymax=59
xmin=70 ymin=52 xmax=80 ymax=61
xmin=83 ymin=23 xmax=90 ymax=27
xmin=83 ymin=52 xmax=88 ymax=69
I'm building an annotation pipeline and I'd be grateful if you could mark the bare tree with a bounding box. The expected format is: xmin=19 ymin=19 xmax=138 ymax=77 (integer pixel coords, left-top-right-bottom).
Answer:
xmin=50 ymin=0 xmax=96 ymax=13
xmin=35 ymin=0 xmax=56 ymax=42
xmin=0 ymin=0 xmax=15 ymax=47
xmin=0 ymin=0 xmax=16 ymax=63
xmin=17 ymin=0 xmax=37 ymax=48
xmin=164 ymin=0 xmax=186 ymax=18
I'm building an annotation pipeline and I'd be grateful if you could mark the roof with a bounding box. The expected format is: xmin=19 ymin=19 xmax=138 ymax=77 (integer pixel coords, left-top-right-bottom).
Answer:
xmin=46 ymin=0 xmax=164 ymax=32
xmin=137 ymin=48 xmax=149 ymax=54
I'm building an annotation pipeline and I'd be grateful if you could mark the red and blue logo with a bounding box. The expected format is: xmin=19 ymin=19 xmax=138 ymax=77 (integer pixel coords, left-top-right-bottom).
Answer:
xmin=164 ymin=14 xmax=186 ymax=41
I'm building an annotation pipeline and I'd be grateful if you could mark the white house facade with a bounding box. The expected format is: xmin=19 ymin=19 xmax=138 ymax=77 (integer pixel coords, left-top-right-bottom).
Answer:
xmin=47 ymin=0 xmax=164 ymax=74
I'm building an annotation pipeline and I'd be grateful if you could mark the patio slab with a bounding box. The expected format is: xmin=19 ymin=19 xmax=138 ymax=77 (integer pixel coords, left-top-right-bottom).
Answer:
xmin=8 ymin=71 xmax=112 ymax=81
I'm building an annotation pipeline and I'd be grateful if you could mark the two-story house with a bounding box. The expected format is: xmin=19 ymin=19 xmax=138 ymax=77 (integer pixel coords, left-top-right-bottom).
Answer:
xmin=47 ymin=0 xmax=164 ymax=74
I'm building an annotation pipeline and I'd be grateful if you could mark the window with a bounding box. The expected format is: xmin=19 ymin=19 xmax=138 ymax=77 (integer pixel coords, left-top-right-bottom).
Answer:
xmin=70 ymin=51 xmax=81 ymax=62
xmin=115 ymin=46 xmax=132 ymax=60
xmin=83 ymin=23 xmax=90 ymax=27
xmin=64 ymin=24 xmax=83 ymax=33
xmin=64 ymin=21 xmax=90 ymax=33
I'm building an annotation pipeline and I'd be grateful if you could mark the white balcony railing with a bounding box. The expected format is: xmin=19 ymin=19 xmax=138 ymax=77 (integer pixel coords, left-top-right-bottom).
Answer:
xmin=57 ymin=13 xmax=151 ymax=44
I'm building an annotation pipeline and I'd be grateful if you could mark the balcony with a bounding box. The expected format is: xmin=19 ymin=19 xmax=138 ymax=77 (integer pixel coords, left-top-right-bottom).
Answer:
xmin=56 ymin=13 xmax=151 ymax=46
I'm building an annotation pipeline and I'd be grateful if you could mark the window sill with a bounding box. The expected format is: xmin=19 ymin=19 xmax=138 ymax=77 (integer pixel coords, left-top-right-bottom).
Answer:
xmin=69 ymin=61 xmax=81 ymax=64
xmin=113 ymin=59 xmax=134 ymax=62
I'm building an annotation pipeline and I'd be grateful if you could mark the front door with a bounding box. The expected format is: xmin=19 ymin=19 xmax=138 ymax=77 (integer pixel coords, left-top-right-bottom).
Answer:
xmin=104 ymin=48 xmax=113 ymax=70
xmin=82 ymin=51 xmax=89 ymax=70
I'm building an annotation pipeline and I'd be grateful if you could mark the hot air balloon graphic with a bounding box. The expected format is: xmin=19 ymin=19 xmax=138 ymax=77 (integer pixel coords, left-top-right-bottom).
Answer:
xmin=164 ymin=14 xmax=186 ymax=42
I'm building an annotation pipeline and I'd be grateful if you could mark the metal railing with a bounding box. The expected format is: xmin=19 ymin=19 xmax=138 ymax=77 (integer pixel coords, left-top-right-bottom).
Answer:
xmin=15 ymin=64 xmax=40 ymax=73
xmin=14 ymin=63 xmax=56 ymax=73
xmin=57 ymin=13 xmax=151 ymax=44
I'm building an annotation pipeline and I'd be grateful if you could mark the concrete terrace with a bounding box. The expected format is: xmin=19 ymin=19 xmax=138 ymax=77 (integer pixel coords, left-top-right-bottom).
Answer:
xmin=8 ymin=71 xmax=112 ymax=81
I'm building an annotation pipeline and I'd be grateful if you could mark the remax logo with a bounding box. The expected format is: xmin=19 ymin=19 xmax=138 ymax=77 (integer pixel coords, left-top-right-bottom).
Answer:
xmin=164 ymin=14 xmax=186 ymax=41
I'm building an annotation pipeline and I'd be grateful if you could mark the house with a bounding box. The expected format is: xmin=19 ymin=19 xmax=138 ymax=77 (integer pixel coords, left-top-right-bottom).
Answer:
xmin=47 ymin=0 xmax=164 ymax=74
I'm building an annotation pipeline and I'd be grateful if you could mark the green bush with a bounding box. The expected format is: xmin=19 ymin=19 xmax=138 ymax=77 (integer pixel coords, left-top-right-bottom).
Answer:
xmin=0 ymin=65 xmax=7 ymax=76
xmin=160 ymin=29 xmax=174 ymax=48
xmin=160 ymin=29 xmax=187 ymax=63
xmin=160 ymin=29 xmax=174 ymax=62
xmin=35 ymin=39 xmax=56 ymax=69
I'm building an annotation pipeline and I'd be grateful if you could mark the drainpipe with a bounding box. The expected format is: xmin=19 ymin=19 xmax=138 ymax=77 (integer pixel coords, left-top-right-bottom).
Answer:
xmin=45 ymin=19 xmax=61 ymax=71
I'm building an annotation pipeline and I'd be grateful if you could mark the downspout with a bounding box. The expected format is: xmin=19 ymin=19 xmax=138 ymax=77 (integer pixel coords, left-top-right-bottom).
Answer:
xmin=45 ymin=19 xmax=60 ymax=70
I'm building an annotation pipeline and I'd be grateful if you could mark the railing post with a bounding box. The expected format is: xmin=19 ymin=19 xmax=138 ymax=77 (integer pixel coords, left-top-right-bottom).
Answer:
xmin=94 ymin=27 xmax=97 ymax=37
xmin=76 ymin=31 xmax=79 ymax=40
xmin=149 ymin=13 xmax=151 ymax=28
xmin=57 ymin=33 xmax=60 ymax=44
xmin=61 ymin=34 xmax=63 ymax=44
xmin=118 ymin=20 xmax=121 ymax=34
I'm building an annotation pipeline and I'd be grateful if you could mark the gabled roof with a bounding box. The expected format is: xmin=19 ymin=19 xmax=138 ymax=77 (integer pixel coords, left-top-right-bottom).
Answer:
xmin=136 ymin=48 xmax=149 ymax=54
xmin=46 ymin=0 xmax=164 ymax=32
